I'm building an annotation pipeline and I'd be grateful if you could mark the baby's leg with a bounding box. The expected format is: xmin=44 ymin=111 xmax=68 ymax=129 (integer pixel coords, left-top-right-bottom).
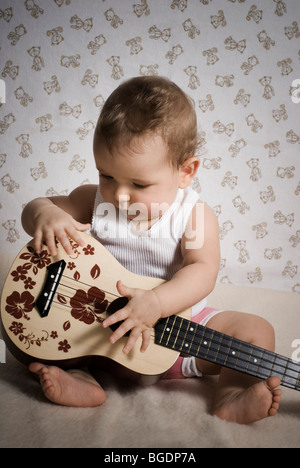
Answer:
xmin=29 ymin=363 xmax=106 ymax=407
xmin=196 ymin=311 xmax=282 ymax=424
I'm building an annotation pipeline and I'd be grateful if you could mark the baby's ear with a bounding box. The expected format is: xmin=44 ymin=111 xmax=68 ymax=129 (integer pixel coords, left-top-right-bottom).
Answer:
xmin=178 ymin=157 xmax=200 ymax=188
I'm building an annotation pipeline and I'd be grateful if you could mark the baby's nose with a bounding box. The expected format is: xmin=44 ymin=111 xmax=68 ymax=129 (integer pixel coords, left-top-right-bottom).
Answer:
xmin=117 ymin=193 xmax=130 ymax=210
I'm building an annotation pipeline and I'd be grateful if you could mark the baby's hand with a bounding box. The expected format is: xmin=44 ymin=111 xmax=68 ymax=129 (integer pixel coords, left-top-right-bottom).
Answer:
xmin=102 ymin=281 xmax=162 ymax=354
xmin=33 ymin=204 xmax=90 ymax=256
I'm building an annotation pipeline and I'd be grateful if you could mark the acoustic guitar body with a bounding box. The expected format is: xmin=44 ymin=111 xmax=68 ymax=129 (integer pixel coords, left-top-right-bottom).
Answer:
xmin=0 ymin=233 xmax=190 ymax=385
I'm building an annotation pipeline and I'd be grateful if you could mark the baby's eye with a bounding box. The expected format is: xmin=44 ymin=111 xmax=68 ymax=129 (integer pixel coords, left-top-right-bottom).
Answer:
xmin=133 ymin=183 xmax=149 ymax=189
xmin=100 ymin=173 xmax=113 ymax=181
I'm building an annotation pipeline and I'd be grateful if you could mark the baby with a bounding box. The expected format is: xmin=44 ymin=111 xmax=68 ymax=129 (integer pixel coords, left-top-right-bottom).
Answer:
xmin=22 ymin=76 xmax=281 ymax=424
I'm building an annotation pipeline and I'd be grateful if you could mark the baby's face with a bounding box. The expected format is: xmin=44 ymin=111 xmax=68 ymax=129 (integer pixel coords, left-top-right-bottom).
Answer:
xmin=94 ymin=134 xmax=183 ymax=222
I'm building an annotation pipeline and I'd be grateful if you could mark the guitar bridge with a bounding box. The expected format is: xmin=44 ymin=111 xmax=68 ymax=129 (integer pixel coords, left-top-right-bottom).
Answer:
xmin=35 ymin=260 xmax=66 ymax=318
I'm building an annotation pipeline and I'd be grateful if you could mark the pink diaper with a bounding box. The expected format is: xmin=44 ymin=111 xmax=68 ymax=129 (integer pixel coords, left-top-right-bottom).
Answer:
xmin=162 ymin=307 xmax=221 ymax=380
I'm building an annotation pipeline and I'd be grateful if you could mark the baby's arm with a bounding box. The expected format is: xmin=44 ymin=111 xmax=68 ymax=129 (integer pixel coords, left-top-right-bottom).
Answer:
xmin=103 ymin=202 xmax=220 ymax=353
xmin=21 ymin=185 xmax=97 ymax=255
xmin=154 ymin=202 xmax=220 ymax=318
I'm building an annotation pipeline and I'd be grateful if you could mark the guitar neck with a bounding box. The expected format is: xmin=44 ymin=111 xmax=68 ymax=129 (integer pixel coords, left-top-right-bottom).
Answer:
xmin=155 ymin=315 xmax=300 ymax=391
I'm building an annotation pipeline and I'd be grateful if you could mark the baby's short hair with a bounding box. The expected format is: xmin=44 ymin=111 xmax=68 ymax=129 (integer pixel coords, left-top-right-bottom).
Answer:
xmin=94 ymin=76 xmax=198 ymax=168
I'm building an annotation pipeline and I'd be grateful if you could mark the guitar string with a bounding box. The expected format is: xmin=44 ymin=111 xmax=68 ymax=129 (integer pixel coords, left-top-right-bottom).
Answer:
xmin=61 ymin=274 xmax=120 ymax=299
xmin=56 ymin=285 xmax=115 ymax=306
xmin=48 ymin=284 xmax=299 ymax=384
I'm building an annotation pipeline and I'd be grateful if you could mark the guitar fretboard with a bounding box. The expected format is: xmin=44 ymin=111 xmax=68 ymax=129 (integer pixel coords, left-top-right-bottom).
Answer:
xmin=155 ymin=315 xmax=300 ymax=391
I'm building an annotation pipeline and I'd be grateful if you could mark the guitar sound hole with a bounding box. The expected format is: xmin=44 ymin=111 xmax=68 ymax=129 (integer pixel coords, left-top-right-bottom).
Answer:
xmin=106 ymin=297 xmax=130 ymax=337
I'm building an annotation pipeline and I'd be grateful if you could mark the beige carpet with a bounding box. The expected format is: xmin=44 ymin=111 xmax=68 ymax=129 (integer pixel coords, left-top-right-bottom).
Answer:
xmin=1 ymin=254 xmax=300 ymax=448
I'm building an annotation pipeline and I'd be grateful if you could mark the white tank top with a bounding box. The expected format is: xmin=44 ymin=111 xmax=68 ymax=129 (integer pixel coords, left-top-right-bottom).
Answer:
xmin=91 ymin=186 xmax=207 ymax=315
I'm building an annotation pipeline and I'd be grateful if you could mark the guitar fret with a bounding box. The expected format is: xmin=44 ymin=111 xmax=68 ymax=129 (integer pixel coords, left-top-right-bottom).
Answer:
xmin=259 ymin=350 xmax=276 ymax=378
xmin=173 ymin=317 xmax=182 ymax=349
xmin=255 ymin=349 xmax=266 ymax=378
xmin=185 ymin=323 xmax=198 ymax=354
xmin=181 ymin=322 xmax=196 ymax=353
xmin=270 ymin=351 xmax=276 ymax=377
xmin=207 ymin=329 xmax=216 ymax=359
xmin=256 ymin=349 xmax=280 ymax=379
xmin=194 ymin=325 xmax=206 ymax=357
xmin=165 ymin=316 xmax=177 ymax=349
xmin=246 ymin=346 xmax=254 ymax=373
xmin=156 ymin=316 xmax=176 ymax=348
xmin=214 ymin=332 xmax=222 ymax=364
xmin=236 ymin=343 xmax=242 ymax=369
xmin=179 ymin=318 xmax=200 ymax=353
xmin=282 ymin=358 xmax=291 ymax=386
xmin=206 ymin=330 xmax=222 ymax=364
xmin=203 ymin=328 xmax=214 ymax=360
xmin=237 ymin=343 xmax=247 ymax=371
xmin=225 ymin=340 xmax=241 ymax=370
xmin=286 ymin=360 xmax=300 ymax=384
xmin=251 ymin=348 xmax=264 ymax=375
xmin=220 ymin=334 xmax=233 ymax=366
xmin=234 ymin=342 xmax=252 ymax=372
xmin=240 ymin=343 xmax=258 ymax=376
xmin=280 ymin=356 xmax=299 ymax=389
xmin=295 ymin=370 xmax=300 ymax=391
xmin=271 ymin=355 xmax=286 ymax=378
xmin=194 ymin=327 xmax=213 ymax=360
xmin=223 ymin=337 xmax=233 ymax=366
xmin=209 ymin=331 xmax=227 ymax=365
xmin=174 ymin=317 xmax=187 ymax=351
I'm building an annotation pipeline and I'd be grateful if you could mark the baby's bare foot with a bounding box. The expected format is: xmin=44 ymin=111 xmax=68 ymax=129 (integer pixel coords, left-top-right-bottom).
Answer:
xmin=212 ymin=376 xmax=282 ymax=424
xmin=29 ymin=362 xmax=106 ymax=407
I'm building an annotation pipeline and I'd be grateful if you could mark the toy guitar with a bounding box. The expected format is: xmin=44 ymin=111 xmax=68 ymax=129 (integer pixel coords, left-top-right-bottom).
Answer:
xmin=1 ymin=232 xmax=300 ymax=389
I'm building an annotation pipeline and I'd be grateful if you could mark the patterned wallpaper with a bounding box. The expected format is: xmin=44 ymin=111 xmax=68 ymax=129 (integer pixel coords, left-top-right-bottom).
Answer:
xmin=0 ymin=0 xmax=299 ymax=294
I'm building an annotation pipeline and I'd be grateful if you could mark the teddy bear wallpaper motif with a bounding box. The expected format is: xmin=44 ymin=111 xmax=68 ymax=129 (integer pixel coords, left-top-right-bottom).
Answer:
xmin=0 ymin=0 xmax=299 ymax=293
